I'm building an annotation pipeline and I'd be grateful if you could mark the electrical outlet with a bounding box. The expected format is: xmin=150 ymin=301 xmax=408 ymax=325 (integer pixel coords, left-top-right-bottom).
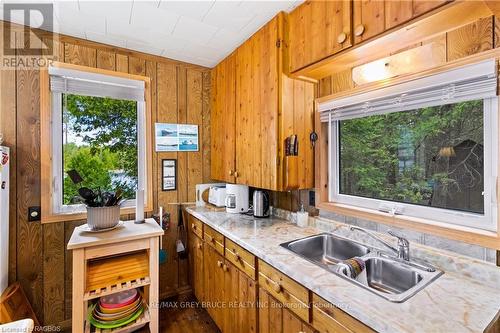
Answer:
xmin=28 ymin=206 xmax=41 ymax=222
xmin=309 ymin=191 xmax=315 ymax=206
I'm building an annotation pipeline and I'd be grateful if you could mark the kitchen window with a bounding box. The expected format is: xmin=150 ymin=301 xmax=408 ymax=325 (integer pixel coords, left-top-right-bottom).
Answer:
xmin=319 ymin=60 xmax=498 ymax=231
xmin=42 ymin=64 xmax=150 ymax=218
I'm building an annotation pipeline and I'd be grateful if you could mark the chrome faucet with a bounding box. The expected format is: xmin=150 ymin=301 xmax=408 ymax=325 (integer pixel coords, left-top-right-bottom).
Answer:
xmin=350 ymin=226 xmax=410 ymax=261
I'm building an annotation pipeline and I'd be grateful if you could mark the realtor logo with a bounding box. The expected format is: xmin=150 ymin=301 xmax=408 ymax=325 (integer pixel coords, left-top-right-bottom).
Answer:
xmin=3 ymin=3 xmax=54 ymax=56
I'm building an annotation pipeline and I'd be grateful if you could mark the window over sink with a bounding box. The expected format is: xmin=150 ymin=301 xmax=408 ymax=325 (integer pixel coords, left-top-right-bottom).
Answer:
xmin=319 ymin=60 xmax=498 ymax=231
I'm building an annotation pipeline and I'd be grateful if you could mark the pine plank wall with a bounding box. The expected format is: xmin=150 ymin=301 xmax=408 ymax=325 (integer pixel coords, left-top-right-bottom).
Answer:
xmin=0 ymin=21 xmax=211 ymax=328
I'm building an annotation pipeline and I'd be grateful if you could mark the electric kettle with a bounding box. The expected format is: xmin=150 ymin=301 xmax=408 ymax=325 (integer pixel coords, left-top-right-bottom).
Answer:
xmin=253 ymin=190 xmax=270 ymax=218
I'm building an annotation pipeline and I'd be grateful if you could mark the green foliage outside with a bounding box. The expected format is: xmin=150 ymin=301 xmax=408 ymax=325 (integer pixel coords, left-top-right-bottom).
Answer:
xmin=339 ymin=100 xmax=484 ymax=213
xmin=62 ymin=94 xmax=138 ymax=205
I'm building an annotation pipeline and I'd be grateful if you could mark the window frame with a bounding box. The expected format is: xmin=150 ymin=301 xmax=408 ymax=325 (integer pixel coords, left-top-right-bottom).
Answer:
xmin=314 ymin=56 xmax=500 ymax=250
xmin=40 ymin=62 xmax=153 ymax=223
xmin=328 ymin=97 xmax=498 ymax=232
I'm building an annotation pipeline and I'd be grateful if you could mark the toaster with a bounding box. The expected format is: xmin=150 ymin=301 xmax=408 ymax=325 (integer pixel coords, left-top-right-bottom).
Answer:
xmin=208 ymin=185 xmax=227 ymax=207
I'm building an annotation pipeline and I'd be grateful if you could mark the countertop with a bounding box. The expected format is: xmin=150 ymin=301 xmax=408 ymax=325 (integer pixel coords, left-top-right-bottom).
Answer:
xmin=186 ymin=206 xmax=500 ymax=333
xmin=67 ymin=218 xmax=164 ymax=250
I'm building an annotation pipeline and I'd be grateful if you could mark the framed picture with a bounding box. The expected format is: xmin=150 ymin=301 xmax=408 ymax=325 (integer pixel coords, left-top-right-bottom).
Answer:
xmin=155 ymin=123 xmax=199 ymax=152
xmin=162 ymin=159 xmax=177 ymax=191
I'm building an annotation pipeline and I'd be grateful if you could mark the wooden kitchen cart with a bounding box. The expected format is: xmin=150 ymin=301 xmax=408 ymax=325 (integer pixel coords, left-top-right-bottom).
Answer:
xmin=67 ymin=219 xmax=164 ymax=333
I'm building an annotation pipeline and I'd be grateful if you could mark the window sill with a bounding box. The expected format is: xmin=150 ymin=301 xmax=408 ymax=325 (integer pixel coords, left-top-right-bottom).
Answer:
xmin=41 ymin=206 xmax=153 ymax=224
xmin=317 ymin=202 xmax=500 ymax=250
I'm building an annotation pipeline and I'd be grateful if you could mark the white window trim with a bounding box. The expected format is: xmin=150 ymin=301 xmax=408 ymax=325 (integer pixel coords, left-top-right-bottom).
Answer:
xmin=51 ymin=93 xmax=147 ymax=215
xmin=328 ymin=96 xmax=498 ymax=232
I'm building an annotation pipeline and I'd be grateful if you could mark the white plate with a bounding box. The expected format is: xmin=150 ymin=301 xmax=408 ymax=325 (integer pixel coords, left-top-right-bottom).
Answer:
xmin=79 ymin=221 xmax=124 ymax=233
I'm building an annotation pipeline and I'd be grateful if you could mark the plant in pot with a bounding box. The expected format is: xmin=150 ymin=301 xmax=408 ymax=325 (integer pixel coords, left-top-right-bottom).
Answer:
xmin=67 ymin=169 xmax=125 ymax=231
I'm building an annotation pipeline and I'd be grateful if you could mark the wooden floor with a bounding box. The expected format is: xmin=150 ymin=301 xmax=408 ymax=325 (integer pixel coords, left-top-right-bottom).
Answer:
xmin=157 ymin=294 xmax=220 ymax=333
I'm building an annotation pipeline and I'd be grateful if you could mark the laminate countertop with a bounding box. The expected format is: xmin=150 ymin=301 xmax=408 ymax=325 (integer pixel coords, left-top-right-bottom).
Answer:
xmin=186 ymin=206 xmax=500 ymax=333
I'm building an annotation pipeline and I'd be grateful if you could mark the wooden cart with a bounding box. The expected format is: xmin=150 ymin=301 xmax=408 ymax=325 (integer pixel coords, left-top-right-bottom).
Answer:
xmin=67 ymin=219 xmax=164 ymax=333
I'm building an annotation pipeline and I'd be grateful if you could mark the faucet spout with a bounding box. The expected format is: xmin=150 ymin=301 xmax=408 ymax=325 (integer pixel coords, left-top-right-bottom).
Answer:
xmin=350 ymin=226 xmax=410 ymax=261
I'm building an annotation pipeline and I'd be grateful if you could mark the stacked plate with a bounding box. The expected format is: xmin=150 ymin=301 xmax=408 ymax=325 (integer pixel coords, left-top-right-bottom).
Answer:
xmin=88 ymin=289 xmax=145 ymax=330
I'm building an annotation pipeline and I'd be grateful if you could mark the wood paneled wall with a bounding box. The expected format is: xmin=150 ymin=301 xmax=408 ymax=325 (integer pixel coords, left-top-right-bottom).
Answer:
xmin=0 ymin=21 xmax=211 ymax=327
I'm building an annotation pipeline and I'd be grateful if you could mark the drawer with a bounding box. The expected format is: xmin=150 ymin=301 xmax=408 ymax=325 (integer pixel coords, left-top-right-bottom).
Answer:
xmin=189 ymin=215 xmax=203 ymax=239
xmin=312 ymin=294 xmax=375 ymax=333
xmin=258 ymin=259 xmax=310 ymax=322
xmin=225 ymin=238 xmax=256 ymax=280
xmin=204 ymin=225 xmax=224 ymax=255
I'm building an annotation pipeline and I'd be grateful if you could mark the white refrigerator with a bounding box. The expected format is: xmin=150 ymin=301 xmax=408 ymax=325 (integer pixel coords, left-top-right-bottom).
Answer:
xmin=0 ymin=146 xmax=10 ymax=293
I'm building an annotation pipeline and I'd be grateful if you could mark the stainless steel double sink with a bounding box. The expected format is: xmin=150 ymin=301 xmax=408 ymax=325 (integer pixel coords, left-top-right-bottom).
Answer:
xmin=280 ymin=233 xmax=443 ymax=302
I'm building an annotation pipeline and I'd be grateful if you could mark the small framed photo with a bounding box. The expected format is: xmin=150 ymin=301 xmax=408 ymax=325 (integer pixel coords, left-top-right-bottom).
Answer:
xmin=162 ymin=159 xmax=177 ymax=191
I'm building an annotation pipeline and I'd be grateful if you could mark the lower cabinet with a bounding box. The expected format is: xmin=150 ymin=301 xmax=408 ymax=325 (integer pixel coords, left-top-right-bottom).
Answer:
xmin=259 ymin=287 xmax=316 ymax=333
xmin=203 ymin=241 xmax=226 ymax=330
xmin=188 ymin=227 xmax=204 ymax=302
xmin=187 ymin=215 xmax=374 ymax=333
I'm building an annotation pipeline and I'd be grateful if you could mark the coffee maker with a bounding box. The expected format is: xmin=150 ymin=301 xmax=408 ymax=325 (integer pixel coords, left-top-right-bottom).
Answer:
xmin=225 ymin=184 xmax=249 ymax=214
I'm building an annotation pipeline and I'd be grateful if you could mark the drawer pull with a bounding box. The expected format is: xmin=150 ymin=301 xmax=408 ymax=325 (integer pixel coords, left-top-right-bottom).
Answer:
xmin=273 ymin=282 xmax=282 ymax=293
xmin=191 ymin=223 xmax=196 ymax=229
xmin=354 ymin=24 xmax=365 ymax=37
xmin=337 ymin=32 xmax=347 ymax=44
xmin=223 ymin=264 xmax=228 ymax=272
xmin=217 ymin=260 xmax=223 ymax=268
xmin=234 ymin=250 xmax=241 ymax=261
xmin=197 ymin=243 xmax=202 ymax=250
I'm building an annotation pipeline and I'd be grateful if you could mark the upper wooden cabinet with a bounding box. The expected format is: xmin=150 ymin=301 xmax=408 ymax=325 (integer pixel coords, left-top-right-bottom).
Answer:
xmin=287 ymin=0 xmax=452 ymax=74
xmin=288 ymin=0 xmax=352 ymax=73
xmin=211 ymin=53 xmax=237 ymax=184
xmin=211 ymin=13 xmax=315 ymax=191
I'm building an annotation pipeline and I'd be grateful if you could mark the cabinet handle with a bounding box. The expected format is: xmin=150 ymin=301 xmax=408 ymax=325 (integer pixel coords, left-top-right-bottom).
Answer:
xmin=191 ymin=223 xmax=196 ymax=230
xmin=223 ymin=264 xmax=228 ymax=272
xmin=229 ymin=170 xmax=234 ymax=176
xmin=233 ymin=249 xmax=241 ymax=261
xmin=217 ymin=260 xmax=223 ymax=268
xmin=273 ymin=281 xmax=282 ymax=293
xmin=197 ymin=243 xmax=202 ymax=250
xmin=354 ymin=24 xmax=365 ymax=37
xmin=234 ymin=171 xmax=239 ymax=178
xmin=337 ymin=32 xmax=347 ymax=44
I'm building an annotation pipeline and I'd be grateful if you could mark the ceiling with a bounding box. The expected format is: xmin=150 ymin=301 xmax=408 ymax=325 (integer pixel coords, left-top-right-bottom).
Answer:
xmin=1 ymin=0 xmax=302 ymax=67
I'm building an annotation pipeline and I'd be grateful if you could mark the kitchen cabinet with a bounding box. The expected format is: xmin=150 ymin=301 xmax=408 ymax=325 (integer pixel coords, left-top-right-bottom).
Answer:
xmin=195 ymin=219 xmax=258 ymax=333
xmin=413 ymin=0 xmax=449 ymax=17
xmin=211 ymin=53 xmax=236 ymax=183
xmin=188 ymin=216 xmax=204 ymax=302
xmin=288 ymin=0 xmax=352 ymax=72
xmin=203 ymin=238 xmax=225 ymax=330
xmin=259 ymin=287 xmax=316 ymax=333
xmin=211 ymin=12 xmax=315 ymax=191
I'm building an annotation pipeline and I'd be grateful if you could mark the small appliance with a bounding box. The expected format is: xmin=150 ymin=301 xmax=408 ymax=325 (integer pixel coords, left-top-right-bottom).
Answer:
xmin=195 ymin=183 xmax=225 ymax=206
xmin=253 ymin=190 xmax=270 ymax=218
xmin=208 ymin=185 xmax=227 ymax=207
xmin=225 ymin=184 xmax=249 ymax=214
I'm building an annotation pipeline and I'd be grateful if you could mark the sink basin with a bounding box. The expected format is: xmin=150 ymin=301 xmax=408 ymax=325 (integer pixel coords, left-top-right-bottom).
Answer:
xmin=363 ymin=257 xmax=423 ymax=294
xmin=281 ymin=233 xmax=443 ymax=302
xmin=281 ymin=233 xmax=370 ymax=266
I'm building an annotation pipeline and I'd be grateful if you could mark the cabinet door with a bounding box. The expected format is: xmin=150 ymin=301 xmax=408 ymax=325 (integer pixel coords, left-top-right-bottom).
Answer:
xmin=223 ymin=261 xmax=258 ymax=333
xmin=235 ymin=16 xmax=280 ymax=188
xmin=258 ymin=288 xmax=284 ymax=333
xmin=289 ymin=0 xmax=352 ymax=72
xmin=258 ymin=288 xmax=315 ymax=333
xmin=353 ymin=0 xmax=385 ymax=44
xmin=193 ymin=236 xmax=204 ymax=301
xmin=211 ymin=54 xmax=236 ymax=183
xmin=203 ymin=242 xmax=225 ymax=330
